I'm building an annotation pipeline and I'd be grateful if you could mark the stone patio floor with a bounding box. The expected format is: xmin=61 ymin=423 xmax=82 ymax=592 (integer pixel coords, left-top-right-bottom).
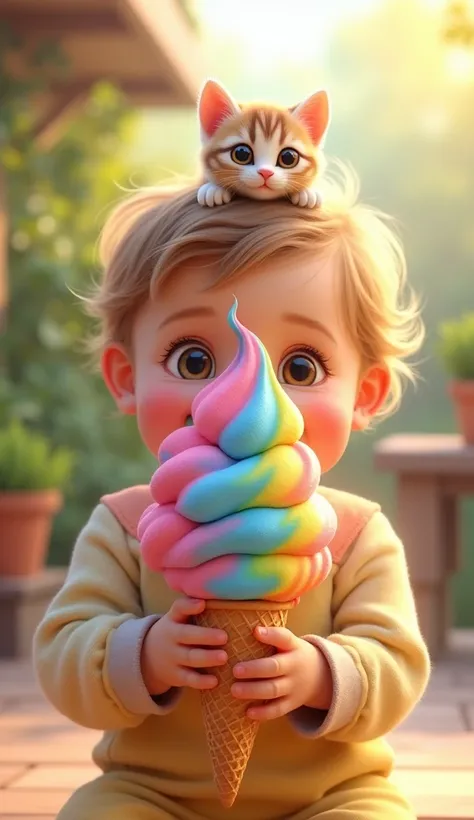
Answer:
xmin=1 ymin=631 xmax=474 ymax=819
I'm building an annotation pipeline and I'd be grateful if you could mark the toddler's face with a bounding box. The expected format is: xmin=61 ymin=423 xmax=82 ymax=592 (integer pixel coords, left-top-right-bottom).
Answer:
xmin=103 ymin=251 xmax=387 ymax=472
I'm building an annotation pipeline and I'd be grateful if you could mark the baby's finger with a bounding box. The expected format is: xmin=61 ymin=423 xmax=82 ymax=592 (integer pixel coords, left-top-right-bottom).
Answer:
xmin=169 ymin=598 xmax=205 ymax=623
xmin=255 ymin=626 xmax=296 ymax=651
xmin=231 ymin=677 xmax=290 ymax=701
xmin=177 ymin=623 xmax=228 ymax=646
xmin=177 ymin=668 xmax=218 ymax=690
xmin=177 ymin=646 xmax=228 ymax=668
xmin=234 ymin=654 xmax=287 ymax=680
xmin=247 ymin=696 xmax=293 ymax=722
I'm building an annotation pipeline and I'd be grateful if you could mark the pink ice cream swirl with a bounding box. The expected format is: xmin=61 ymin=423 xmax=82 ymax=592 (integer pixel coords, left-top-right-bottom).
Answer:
xmin=138 ymin=302 xmax=337 ymax=602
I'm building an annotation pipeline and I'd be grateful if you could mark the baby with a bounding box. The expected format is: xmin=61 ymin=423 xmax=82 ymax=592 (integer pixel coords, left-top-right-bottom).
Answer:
xmin=34 ymin=169 xmax=430 ymax=820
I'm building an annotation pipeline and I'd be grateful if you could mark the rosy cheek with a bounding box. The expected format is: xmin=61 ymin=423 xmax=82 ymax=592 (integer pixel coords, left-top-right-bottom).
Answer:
xmin=137 ymin=388 xmax=193 ymax=457
xmin=297 ymin=395 xmax=352 ymax=473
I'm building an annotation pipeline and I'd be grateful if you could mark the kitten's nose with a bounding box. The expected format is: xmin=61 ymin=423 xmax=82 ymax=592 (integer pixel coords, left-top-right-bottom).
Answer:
xmin=258 ymin=168 xmax=274 ymax=181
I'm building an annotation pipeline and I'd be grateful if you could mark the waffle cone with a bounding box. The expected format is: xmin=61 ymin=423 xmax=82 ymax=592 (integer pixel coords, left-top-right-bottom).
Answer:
xmin=195 ymin=599 xmax=295 ymax=808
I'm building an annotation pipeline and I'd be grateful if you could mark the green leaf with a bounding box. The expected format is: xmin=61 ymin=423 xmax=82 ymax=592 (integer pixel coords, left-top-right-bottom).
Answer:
xmin=0 ymin=421 xmax=74 ymax=491
xmin=438 ymin=313 xmax=474 ymax=380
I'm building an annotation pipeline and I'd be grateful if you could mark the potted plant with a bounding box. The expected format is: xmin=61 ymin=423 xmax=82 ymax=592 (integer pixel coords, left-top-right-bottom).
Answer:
xmin=0 ymin=420 xmax=74 ymax=576
xmin=438 ymin=312 xmax=474 ymax=445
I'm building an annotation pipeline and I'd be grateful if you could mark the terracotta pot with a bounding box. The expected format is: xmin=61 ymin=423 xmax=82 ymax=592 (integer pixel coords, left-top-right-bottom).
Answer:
xmin=449 ymin=380 xmax=474 ymax=445
xmin=0 ymin=490 xmax=62 ymax=576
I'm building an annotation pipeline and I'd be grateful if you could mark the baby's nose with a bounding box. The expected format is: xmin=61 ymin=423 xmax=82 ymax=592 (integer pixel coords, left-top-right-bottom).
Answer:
xmin=258 ymin=168 xmax=274 ymax=180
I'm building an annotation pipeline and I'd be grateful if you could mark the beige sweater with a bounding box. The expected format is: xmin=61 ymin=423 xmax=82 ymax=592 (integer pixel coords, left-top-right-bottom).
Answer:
xmin=33 ymin=486 xmax=430 ymax=819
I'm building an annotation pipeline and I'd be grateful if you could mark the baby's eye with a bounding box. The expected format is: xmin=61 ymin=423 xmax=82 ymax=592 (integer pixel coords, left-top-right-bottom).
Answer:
xmin=278 ymin=351 xmax=326 ymax=386
xmin=231 ymin=144 xmax=254 ymax=165
xmin=277 ymin=148 xmax=300 ymax=169
xmin=165 ymin=343 xmax=216 ymax=380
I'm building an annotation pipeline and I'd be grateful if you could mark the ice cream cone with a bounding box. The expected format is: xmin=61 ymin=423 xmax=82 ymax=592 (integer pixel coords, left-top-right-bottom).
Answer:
xmin=195 ymin=599 xmax=296 ymax=807
xmin=139 ymin=304 xmax=336 ymax=804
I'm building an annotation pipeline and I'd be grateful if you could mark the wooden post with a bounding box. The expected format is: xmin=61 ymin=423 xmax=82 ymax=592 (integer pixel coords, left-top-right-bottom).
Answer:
xmin=396 ymin=475 xmax=451 ymax=657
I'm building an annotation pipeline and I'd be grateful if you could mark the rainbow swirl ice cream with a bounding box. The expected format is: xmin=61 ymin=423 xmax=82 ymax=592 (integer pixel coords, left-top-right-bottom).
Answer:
xmin=138 ymin=302 xmax=336 ymax=602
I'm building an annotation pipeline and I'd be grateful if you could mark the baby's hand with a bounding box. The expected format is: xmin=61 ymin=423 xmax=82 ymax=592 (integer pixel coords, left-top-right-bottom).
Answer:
xmin=141 ymin=598 xmax=228 ymax=695
xmin=231 ymin=626 xmax=332 ymax=721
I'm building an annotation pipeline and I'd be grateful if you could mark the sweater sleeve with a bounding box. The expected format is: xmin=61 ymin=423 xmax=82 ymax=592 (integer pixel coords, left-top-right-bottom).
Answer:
xmin=33 ymin=503 xmax=178 ymax=731
xmin=289 ymin=511 xmax=431 ymax=741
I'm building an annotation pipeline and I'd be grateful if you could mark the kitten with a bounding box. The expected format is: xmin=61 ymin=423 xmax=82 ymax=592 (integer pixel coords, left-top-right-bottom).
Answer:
xmin=197 ymin=79 xmax=330 ymax=209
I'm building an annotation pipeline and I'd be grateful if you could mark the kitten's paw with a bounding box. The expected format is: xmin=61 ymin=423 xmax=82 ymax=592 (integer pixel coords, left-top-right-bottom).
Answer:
xmin=197 ymin=183 xmax=232 ymax=207
xmin=290 ymin=189 xmax=322 ymax=209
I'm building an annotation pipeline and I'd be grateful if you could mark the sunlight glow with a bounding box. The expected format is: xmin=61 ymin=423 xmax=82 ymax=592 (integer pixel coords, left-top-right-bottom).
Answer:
xmin=446 ymin=44 xmax=474 ymax=81
xmin=197 ymin=0 xmax=380 ymax=68
xmin=198 ymin=0 xmax=453 ymax=69
xmin=418 ymin=105 xmax=451 ymax=137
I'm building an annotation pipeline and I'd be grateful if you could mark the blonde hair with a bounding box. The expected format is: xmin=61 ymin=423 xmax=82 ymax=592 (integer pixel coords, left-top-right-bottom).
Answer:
xmin=87 ymin=168 xmax=424 ymax=420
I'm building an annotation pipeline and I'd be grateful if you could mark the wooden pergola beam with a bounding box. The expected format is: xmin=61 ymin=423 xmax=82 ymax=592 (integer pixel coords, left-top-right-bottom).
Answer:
xmin=118 ymin=0 xmax=202 ymax=102
xmin=0 ymin=0 xmax=204 ymax=327
xmin=0 ymin=9 xmax=123 ymax=35
xmin=32 ymin=85 xmax=94 ymax=150
xmin=32 ymin=77 xmax=174 ymax=148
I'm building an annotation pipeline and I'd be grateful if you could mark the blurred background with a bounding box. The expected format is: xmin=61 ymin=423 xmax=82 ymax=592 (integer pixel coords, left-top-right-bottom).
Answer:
xmin=1 ymin=0 xmax=473 ymax=623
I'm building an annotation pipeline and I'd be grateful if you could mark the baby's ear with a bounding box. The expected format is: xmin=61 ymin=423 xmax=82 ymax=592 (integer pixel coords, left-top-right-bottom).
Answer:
xmin=352 ymin=365 xmax=390 ymax=431
xmin=101 ymin=343 xmax=136 ymax=416
xmin=198 ymin=78 xmax=240 ymax=139
xmin=291 ymin=90 xmax=330 ymax=146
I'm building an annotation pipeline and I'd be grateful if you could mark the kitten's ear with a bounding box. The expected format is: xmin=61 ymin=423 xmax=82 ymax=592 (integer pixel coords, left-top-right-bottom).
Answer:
xmin=291 ymin=90 xmax=330 ymax=146
xmin=198 ymin=79 xmax=240 ymax=139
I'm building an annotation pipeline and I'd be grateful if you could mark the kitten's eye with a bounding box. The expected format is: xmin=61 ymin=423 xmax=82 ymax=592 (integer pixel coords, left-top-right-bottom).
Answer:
xmin=278 ymin=352 xmax=325 ymax=386
xmin=165 ymin=343 xmax=215 ymax=380
xmin=231 ymin=144 xmax=254 ymax=165
xmin=277 ymin=148 xmax=300 ymax=169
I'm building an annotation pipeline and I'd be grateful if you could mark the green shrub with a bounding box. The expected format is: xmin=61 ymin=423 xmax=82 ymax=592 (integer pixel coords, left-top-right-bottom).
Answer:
xmin=438 ymin=312 xmax=474 ymax=380
xmin=0 ymin=34 xmax=150 ymax=558
xmin=0 ymin=420 xmax=74 ymax=491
